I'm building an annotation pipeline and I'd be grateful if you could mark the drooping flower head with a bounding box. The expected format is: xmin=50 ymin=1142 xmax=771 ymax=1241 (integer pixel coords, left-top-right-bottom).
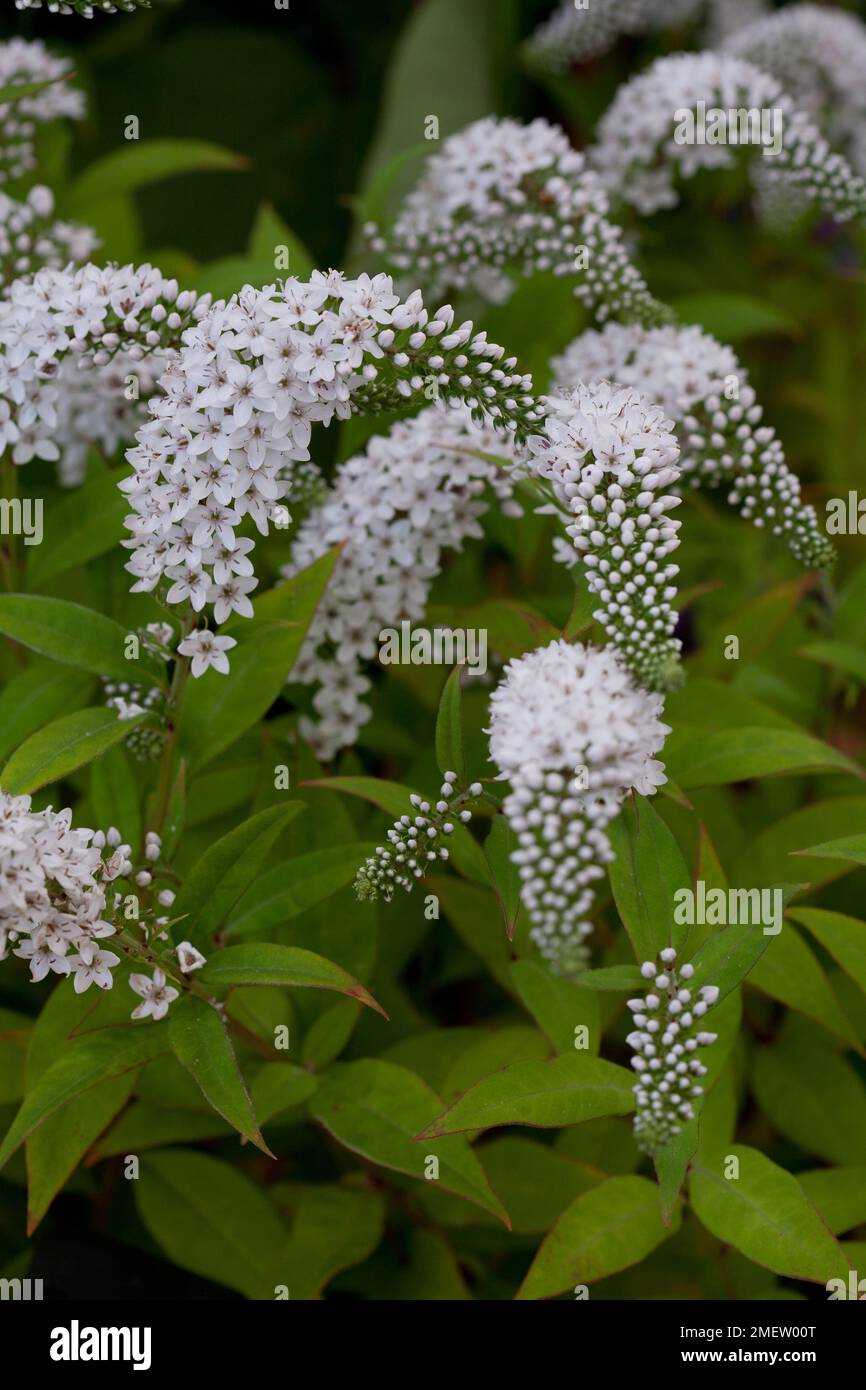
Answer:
xmin=355 ymin=772 xmax=480 ymax=903
xmin=723 ymin=4 xmax=866 ymax=177
xmin=551 ymin=323 xmax=835 ymax=570
xmin=487 ymin=640 xmax=669 ymax=978
xmin=367 ymin=117 xmax=671 ymax=327
xmin=627 ymin=948 xmax=719 ymax=1153
xmin=286 ymin=404 xmax=522 ymax=760
xmin=592 ymin=51 xmax=866 ymax=224
xmin=528 ymin=383 xmax=683 ymax=692
xmin=0 ymin=39 xmax=84 ymax=183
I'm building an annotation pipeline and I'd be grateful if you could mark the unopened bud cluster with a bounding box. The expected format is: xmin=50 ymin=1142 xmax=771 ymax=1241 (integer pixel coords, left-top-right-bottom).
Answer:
xmin=627 ymin=948 xmax=719 ymax=1153
xmin=355 ymin=773 xmax=479 ymax=902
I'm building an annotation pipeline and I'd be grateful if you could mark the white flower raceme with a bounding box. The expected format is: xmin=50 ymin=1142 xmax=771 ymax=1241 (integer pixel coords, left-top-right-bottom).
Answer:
xmin=355 ymin=772 xmax=479 ymax=902
xmin=15 ymin=0 xmax=149 ymax=13
xmin=0 ymin=39 xmax=84 ymax=183
xmin=487 ymin=640 xmax=669 ymax=978
xmin=285 ymin=404 xmax=522 ymax=760
xmin=592 ymin=51 xmax=866 ymax=223
xmin=627 ymin=948 xmax=719 ymax=1153
xmin=723 ymin=4 xmax=866 ymax=178
xmin=121 ymin=271 xmax=540 ymax=672
xmin=0 ymin=790 xmax=127 ymax=988
xmin=527 ymin=0 xmax=703 ymax=71
xmin=0 ymin=188 xmax=98 ymax=293
xmin=0 ymin=262 xmax=209 ymax=477
xmin=528 ymin=383 xmax=683 ymax=692
xmin=551 ymin=323 xmax=835 ymax=570
xmin=366 ymin=117 xmax=671 ymax=327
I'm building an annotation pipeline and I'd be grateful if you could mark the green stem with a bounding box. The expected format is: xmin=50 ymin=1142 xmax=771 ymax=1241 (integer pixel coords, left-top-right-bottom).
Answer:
xmin=149 ymin=612 xmax=196 ymax=839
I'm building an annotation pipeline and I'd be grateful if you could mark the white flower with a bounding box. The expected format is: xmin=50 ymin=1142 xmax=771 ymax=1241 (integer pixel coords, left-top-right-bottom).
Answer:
xmin=176 ymin=941 xmax=206 ymax=974
xmin=366 ymin=116 xmax=670 ymax=326
xmin=129 ymin=968 xmax=179 ymax=1021
xmin=551 ymin=323 xmax=834 ymax=570
xmin=15 ymin=0 xmax=149 ymax=13
xmin=177 ymin=629 xmax=237 ymax=678
xmin=69 ymin=942 xmax=120 ymax=993
xmin=0 ymin=40 xmax=84 ymax=185
xmin=628 ymin=948 xmax=720 ymax=1153
xmin=487 ymin=640 xmax=669 ymax=978
xmin=0 ymin=188 xmax=98 ymax=294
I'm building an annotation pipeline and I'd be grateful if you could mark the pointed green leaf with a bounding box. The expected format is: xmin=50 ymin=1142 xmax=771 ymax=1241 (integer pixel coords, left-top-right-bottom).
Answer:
xmin=197 ymin=943 xmax=385 ymax=1016
xmin=0 ymin=595 xmax=162 ymax=684
xmin=510 ymin=958 xmax=600 ymax=1055
xmin=169 ymin=996 xmax=270 ymax=1154
xmin=2 ymin=707 xmax=144 ymax=795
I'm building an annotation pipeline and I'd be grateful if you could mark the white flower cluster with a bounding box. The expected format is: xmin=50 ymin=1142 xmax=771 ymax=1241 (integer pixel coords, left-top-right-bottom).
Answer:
xmin=703 ymin=0 xmax=769 ymax=48
xmin=487 ymin=640 xmax=669 ymax=978
xmin=551 ymin=323 xmax=835 ymax=569
xmin=122 ymin=271 xmax=539 ymax=663
xmin=355 ymin=772 xmax=479 ymax=902
xmin=528 ymin=383 xmax=683 ymax=692
xmin=592 ymin=51 xmax=866 ymax=223
xmin=15 ymin=0 xmax=149 ymax=13
xmin=527 ymin=0 xmax=702 ymax=71
xmin=723 ymin=4 xmax=866 ymax=177
xmin=0 ymin=188 xmax=98 ymax=294
xmin=0 ymin=790 xmax=128 ymax=992
xmin=0 ymin=39 xmax=84 ymax=183
xmin=0 ymin=262 xmax=208 ymax=476
xmin=366 ymin=117 xmax=671 ymax=327
xmin=286 ymin=405 xmax=522 ymax=760
xmin=627 ymin=948 xmax=719 ymax=1153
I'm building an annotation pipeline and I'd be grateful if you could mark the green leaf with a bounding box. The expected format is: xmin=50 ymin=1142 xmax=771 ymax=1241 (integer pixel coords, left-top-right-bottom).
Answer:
xmin=171 ymin=804 xmax=304 ymax=948
xmin=226 ymin=548 xmax=339 ymax=633
xmin=484 ymin=813 xmax=521 ymax=936
xmin=798 ymin=1168 xmax=866 ymax=1235
xmin=136 ymin=1149 xmax=285 ymax=1299
xmin=608 ymin=798 xmax=691 ymax=962
xmin=665 ymin=726 xmax=863 ymax=788
xmin=516 ymin=1176 xmax=681 ymax=1300
xmin=479 ymin=1136 xmax=599 ymax=1235
xmin=273 ymin=1183 xmax=385 ymax=1300
xmin=2 ymin=707 xmax=144 ymax=795
xmin=26 ymin=472 xmax=127 ymax=587
xmin=300 ymin=1000 xmax=361 ymax=1069
xmin=169 ymin=996 xmax=270 ymax=1155
xmin=88 ymin=1103 xmax=230 ymax=1161
xmin=0 ymin=663 xmax=93 ymax=764
xmin=416 ymin=1055 xmax=635 ymax=1138
xmin=179 ymin=623 xmax=307 ymax=769
xmin=440 ymin=1027 xmax=550 ymax=1103
xmin=797 ymin=642 xmax=866 ymax=686
xmin=0 ymin=1024 xmax=168 ymax=1172
xmin=686 ymin=921 xmax=773 ymax=1002
xmin=672 ymin=291 xmax=796 ymax=341
xmin=792 ymin=835 xmax=866 ymax=868
xmin=0 ymin=74 xmax=73 ymax=106
xmin=690 ymin=1145 xmax=850 ymax=1284
xmin=306 ymin=777 xmax=491 ymax=887
xmin=434 ymin=665 xmax=465 ymax=782
xmin=90 ymin=744 xmax=141 ymax=855
xmin=509 ymin=959 xmax=600 ymax=1055
xmin=752 ymin=1036 xmax=866 ymax=1165
xmin=310 ymin=1059 xmax=509 ymax=1226
xmin=790 ymin=907 xmax=866 ymax=997
xmin=250 ymin=1065 xmax=318 ymax=1126
xmin=226 ymin=843 xmax=378 ymax=938
xmin=0 ymin=595 xmax=162 ymax=685
xmin=747 ymin=922 xmax=859 ymax=1047
xmin=575 ymin=965 xmax=644 ymax=992
xmin=197 ymin=943 xmax=385 ymax=1016
xmin=68 ymin=139 xmax=247 ymax=213
xmin=248 ymin=201 xmax=315 ymax=280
